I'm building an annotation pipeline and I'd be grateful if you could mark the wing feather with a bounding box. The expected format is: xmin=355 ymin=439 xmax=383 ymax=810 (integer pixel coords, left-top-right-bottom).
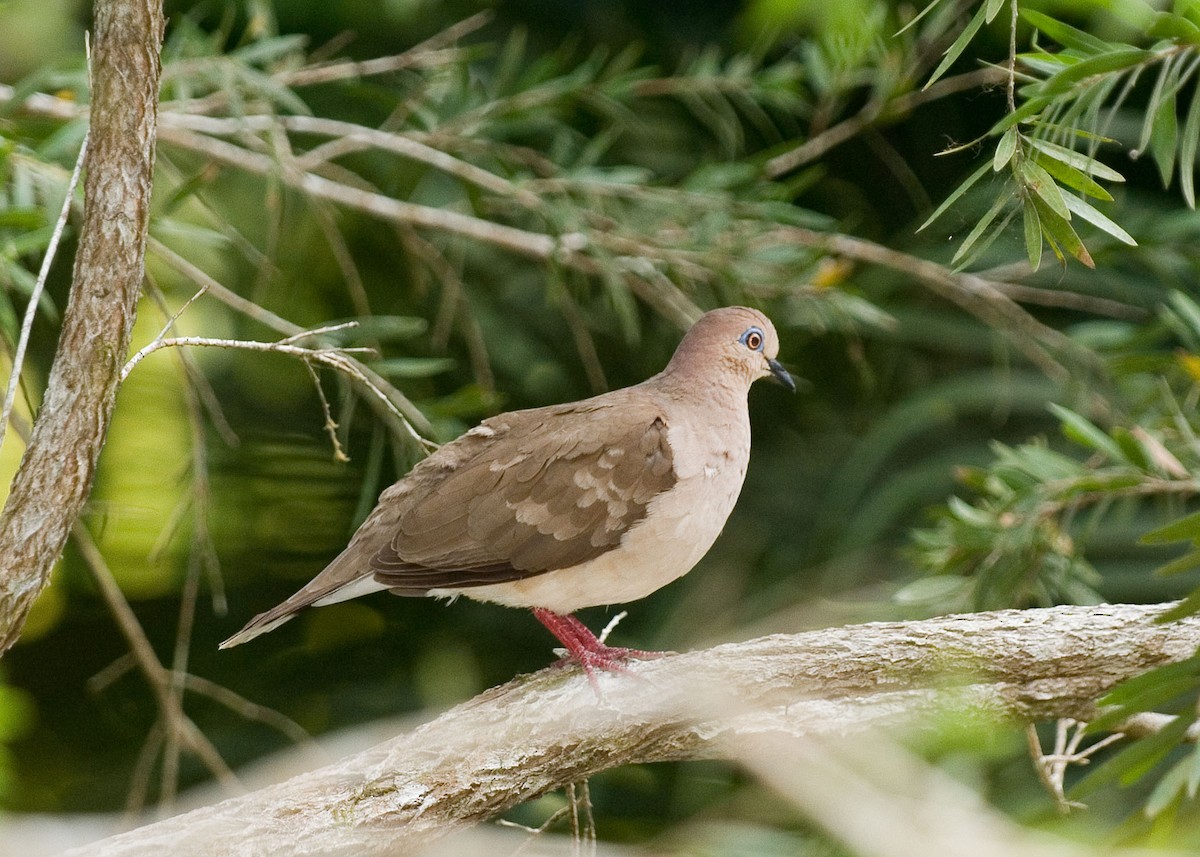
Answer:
xmin=372 ymin=397 xmax=676 ymax=592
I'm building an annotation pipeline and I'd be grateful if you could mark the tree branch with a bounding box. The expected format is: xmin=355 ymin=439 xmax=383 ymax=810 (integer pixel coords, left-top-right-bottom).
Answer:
xmin=66 ymin=603 xmax=1200 ymax=856
xmin=0 ymin=0 xmax=165 ymax=654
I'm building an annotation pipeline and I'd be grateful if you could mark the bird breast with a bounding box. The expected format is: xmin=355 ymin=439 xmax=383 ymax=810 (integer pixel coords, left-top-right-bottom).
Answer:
xmin=443 ymin=407 xmax=752 ymax=613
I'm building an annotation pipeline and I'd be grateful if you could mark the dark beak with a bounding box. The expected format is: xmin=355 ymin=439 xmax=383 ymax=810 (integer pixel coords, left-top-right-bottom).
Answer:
xmin=768 ymin=358 xmax=796 ymax=393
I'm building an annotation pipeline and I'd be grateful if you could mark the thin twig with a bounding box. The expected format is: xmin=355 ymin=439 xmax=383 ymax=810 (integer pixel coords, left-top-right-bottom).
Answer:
xmin=0 ymin=131 xmax=88 ymax=454
xmin=122 ymin=334 xmax=373 ymax=382
xmin=72 ymin=522 xmax=239 ymax=791
xmin=182 ymin=674 xmax=315 ymax=747
xmin=155 ymin=127 xmax=558 ymax=260
xmin=1026 ymin=718 xmax=1124 ymax=814
xmin=122 ymin=333 xmax=436 ymax=452
xmin=1007 ymin=0 xmax=1019 ymax=114
xmin=777 ymin=226 xmax=1102 ymax=381
xmin=145 ymin=238 xmax=436 ymax=443
xmin=160 ymin=114 xmax=538 ymax=204
xmin=765 ymin=68 xmax=1006 ymax=177
xmin=304 ymin=360 xmax=351 ymax=462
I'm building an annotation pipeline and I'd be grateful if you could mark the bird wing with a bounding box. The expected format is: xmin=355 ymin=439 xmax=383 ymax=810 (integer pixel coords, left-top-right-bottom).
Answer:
xmin=219 ymin=395 xmax=677 ymax=648
xmin=371 ymin=397 xmax=677 ymax=593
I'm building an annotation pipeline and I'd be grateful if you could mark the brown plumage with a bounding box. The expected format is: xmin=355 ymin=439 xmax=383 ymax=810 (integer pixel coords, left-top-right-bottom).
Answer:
xmin=220 ymin=306 xmax=792 ymax=681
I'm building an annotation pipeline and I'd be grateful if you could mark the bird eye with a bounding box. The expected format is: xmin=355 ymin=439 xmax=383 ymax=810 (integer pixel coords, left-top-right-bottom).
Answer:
xmin=740 ymin=327 xmax=764 ymax=351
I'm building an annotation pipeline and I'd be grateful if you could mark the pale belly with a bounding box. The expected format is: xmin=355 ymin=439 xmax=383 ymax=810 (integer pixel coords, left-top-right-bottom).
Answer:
xmin=432 ymin=461 xmax=748 ymax=614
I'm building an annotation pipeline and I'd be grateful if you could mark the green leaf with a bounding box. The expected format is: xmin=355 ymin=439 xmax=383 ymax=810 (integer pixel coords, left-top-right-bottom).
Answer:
xmin=1151 ymin=88 xmax=1180 ymax=187
xmin=951 ymin=187 xmax=1015 ymax=265
xmin=324 ymin=316 xmax=428 ymax=345
xmin=1021 ymin=161 xmax=1070 ymax=219
xmin=990 ymin=95 xmax=1053 ymax=135
xmin=1023 ymin=199 xmax=1042 ymax=270
xmin=1111 ymin=426 xmax=1151 ymax=470
xmin=1155 ymin=549 xmax=1200 ymax=577
xmin=1076 ymin=710 xmax=1197 ymax=796
xmin=1019 ymin=9 xmax=1112 ymax=54
xmin=1061 ymin=192 xmax=1137 ymax=246
xmin=993 ymin=127 xmax=1019 ymax=172
xmin=1180 ymin=66 xmax=1200 ymax=208
xmin=925 ymin=2 xmax=989 ymax=90
xmin=1032 ymin=152 xmax=1113 ymax=201
xmin=1048 ymin=403 xmax=1126 ymax=462
xmin=894 ymin=575 xmax=970 ymax=605
xmin=1146 ymin=11 xmax=1200 ymax=42
xmin=1025 ymin=137 xmax=1125 ymax=181
xmin=947 ymin=495 xmax=994 ymax=527
xmin=1161 ymin=587 xmax=1200 ymax=621
xmin=370 ymin=357 xmax=456 ymax=378
xmin=230 ymin=34 xmax=308 ymax=65
xmin=984 ymin=0 xmax=1006 ymax=23
xmin=1142 ymin=509 xmax=1200 ymax=545
xmin=896 ymin=0 xmax=950 ymax=35
xmin=1099 ymin=656 xmax=1200 ymax=711
xmin=1171 ymin=289 xmax=1200 ymax=333
xmin=919 ymin=161 xmax=992 ymax=231
xmin=1145 ymin=752 xmax=1194 ymax=818
xmin=1031 ymin=195 xmax=1093 ymax=267
xmin=1039 ymin=49 xmax=1151 ymax=97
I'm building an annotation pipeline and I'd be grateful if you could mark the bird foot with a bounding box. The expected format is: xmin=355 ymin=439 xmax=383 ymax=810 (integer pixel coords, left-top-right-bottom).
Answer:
xmin=533 ymin=608 xmax=667 ymax=693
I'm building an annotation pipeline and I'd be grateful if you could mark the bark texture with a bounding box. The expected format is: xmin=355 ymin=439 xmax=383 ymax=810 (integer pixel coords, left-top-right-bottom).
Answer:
xmin=65 ymin=603 xmax=1200 ymax=857
xmin=0 ymin=0 xmax=165 ymax=653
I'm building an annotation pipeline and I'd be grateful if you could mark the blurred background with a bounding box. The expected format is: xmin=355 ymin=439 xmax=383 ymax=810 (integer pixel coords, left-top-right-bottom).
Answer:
xmin=2 ymin=0 xmax=1200 ymax=853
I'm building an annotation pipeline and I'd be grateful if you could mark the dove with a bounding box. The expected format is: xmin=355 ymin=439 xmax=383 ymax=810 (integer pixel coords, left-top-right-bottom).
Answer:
xmin=221 ymin=306 xmax=793 ymax=683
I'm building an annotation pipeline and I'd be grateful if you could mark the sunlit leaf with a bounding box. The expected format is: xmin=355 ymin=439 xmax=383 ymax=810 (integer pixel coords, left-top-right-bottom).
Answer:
xmin=1061 ymin=191 xmax=1137 ymax=245
xmin=1024 ymin=137 xmax=1125 ymax=182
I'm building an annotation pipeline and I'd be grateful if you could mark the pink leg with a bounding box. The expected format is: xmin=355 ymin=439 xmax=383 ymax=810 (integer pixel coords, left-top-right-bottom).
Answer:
xmin=531 ymin=608 xmax=665 ymax=689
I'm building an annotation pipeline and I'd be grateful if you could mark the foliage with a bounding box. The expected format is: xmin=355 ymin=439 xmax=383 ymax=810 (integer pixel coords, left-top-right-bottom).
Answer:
xmin=4 ymin=0 xmax=1200 ymax=853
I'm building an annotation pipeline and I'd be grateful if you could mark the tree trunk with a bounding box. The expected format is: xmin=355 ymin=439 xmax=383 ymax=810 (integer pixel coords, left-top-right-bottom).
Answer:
xmin=64 ymin=603 xmax=1200 ymax=857
xmin=0 ymin=0 xmax=164 ymax=654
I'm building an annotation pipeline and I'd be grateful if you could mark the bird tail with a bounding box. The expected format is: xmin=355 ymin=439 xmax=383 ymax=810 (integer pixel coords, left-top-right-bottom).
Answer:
xmin=219 ymin=573 xmax=388 ymax=649
xmin=218 ymin=608 xmax=297 ymax=649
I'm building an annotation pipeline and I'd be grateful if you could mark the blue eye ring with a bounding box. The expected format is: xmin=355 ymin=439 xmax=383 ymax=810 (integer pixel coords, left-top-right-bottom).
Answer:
xmin=739 ymin=326 xmax=765 ymax=352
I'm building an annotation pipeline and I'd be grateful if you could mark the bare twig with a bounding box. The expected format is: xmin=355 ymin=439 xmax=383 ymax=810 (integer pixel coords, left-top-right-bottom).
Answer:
xmin=155 ymin=127 xmax=558 ymax=259
xmin=0 ymin=131 xmax=88 ymax=455
xmin=182 ymin=673 xmax=314 ymax=747
xmin=122 ymin=334 xmax=374 ymax=382
xmin=777 ymin=227 xmax=1102 ymax=381
xmin=1026 ymin=719 xmax=1124 ymax=814
xmin=72 ymin=523 xmax=239 ymax=794
xmin=159 ymin=114 xmax=537 ymax=203
xmin=146 ymin=238 xmax=436 ymax=443
xmin=765 ymin=68 xmax=1007 ymax=177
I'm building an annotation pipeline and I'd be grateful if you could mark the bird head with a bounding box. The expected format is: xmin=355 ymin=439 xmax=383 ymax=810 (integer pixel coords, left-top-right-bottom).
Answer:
xmin=666 ymin=306 xmax=795 ymax=392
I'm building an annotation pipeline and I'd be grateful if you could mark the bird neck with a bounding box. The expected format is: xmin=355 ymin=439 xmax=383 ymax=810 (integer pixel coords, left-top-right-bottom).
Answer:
xmin=654 ymin=360 xmax=752 ymax=408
